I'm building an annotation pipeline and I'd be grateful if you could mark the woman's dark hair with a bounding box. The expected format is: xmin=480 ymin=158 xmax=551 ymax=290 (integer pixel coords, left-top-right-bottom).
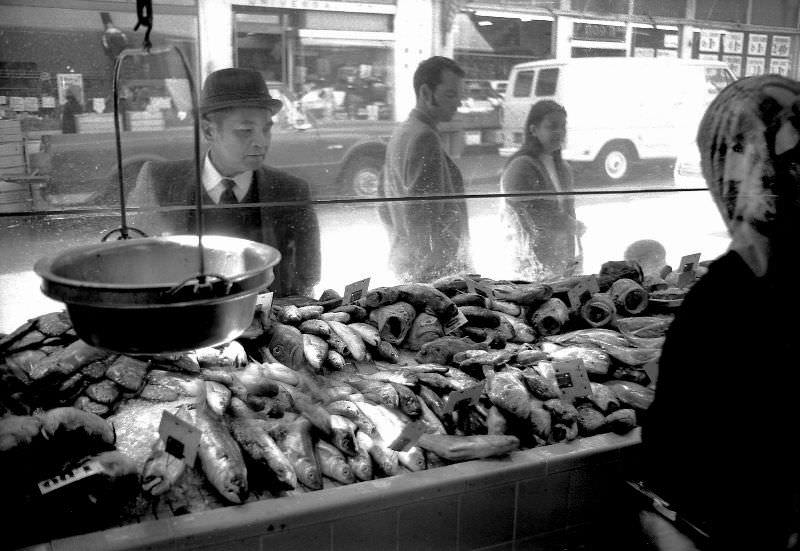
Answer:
xmin=508 ymin=99 xmax=567 ymax=164
xmin=413 ymin=56 xmax=465 ymax=98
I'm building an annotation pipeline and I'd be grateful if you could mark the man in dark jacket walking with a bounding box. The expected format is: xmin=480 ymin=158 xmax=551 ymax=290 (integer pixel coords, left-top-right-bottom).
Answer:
xmin=129 ymin=67 xmax=321 ymax=297
xmin=379 ymin=56 xmax=473 ymax=283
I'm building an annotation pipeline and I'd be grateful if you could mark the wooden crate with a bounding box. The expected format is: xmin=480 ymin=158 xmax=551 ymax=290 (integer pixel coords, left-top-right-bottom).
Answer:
xmin=76 ymin=113 xmax=115 ymax=134
xmin=127 ymin=110 xmax=165 ymax=132
xmin=0 ymin=120 xmax=23 ymax=143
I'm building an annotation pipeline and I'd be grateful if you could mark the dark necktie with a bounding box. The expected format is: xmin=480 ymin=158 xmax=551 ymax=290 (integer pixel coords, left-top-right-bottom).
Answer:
xmin=219 ymin=178 xmax=238 ymax=204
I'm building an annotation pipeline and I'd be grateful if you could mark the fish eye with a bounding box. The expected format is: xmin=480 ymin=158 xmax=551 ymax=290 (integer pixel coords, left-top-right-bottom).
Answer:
xmin=273 ymin=345 xmax=283 ymax=355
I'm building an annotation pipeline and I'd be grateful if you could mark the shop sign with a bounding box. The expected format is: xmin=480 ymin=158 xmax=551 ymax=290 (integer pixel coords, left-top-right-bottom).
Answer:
xmin=634 ymin=47 xmax=655 ymax=57
xmin=722 ymin=55 xmax=742 ymax=77
xmin=723 ymin=31 xmax=744 ymax=54
xmin=662 ymin=33 xmax=678 ymax=49
xmin=746 ymin=56 xmax=766 ymax=76
xmin=748 ymin=34 xmax=768 ymax=56
xmin=699 ymin=30 xmax=722 ymax=52
xmin=56 ymin=73 xmax=84 ymax=105
xmin=9 ymin=97 xmax=25 ymax=111
xmin=771 ymin=35 xmax=791 ymax=58
xmin=656 ymin=49 xmax=677 ymax=58
xmin=573 ymin=22 xmax=626 ymax=43
xmin=23 ymin=97 xmax=39 ymax=111
xmin=770 ymin=58 xmax=790 ymax=76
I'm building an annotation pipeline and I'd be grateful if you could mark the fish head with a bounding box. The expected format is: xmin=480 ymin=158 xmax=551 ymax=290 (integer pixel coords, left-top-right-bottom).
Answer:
xmin=415 ymin=341 xmax=446 ymax=364
xmin=406 ymin=313 xmax=444 ymax=351
xmin=266 ymin=323 xmax=306 ymax=369
xmin=348 ymin=455 xmax=373 ymax=481
xmin=296 ymin=458 xmax=322 ymax=490
xmin=215 ymin=469 xmax=249 ymax=504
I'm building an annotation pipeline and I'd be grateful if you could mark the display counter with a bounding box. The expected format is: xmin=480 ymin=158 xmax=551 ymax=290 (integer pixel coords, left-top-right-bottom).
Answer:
xmin=22 ymin=430 xmax=640 ymax=551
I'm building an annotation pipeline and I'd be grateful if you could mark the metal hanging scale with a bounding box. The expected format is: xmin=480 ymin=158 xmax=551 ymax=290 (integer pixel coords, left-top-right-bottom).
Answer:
xmin=34 ymin=2 xmax=281 ymax=354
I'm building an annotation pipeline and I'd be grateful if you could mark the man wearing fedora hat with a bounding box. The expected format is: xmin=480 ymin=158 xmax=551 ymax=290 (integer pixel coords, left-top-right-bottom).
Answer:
xmin=129 ymin=67 xmax=320 ymax=297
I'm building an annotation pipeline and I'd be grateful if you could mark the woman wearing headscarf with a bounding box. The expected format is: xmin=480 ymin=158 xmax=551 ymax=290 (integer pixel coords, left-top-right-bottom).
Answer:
xmin=500 ymin=100 xmax=584 ymax=281
xmin=637 ymin=74 xmax=800 ymax=550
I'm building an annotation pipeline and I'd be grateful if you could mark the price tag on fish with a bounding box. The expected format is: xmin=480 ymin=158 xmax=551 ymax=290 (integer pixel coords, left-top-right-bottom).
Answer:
xmin=442 ymin=382 xmax=485 ymax=413
xmin=443 ymin=309 xmax=469 ymax=334
xmin=553 ymin=359 xmax=592 ymax=402
xmin=38 ymin=460 xmax=104 ymax=495
xmin=388 ymin=420 xmax=426 ymax=452
xmin=567 ymin=276 xmax=599 ymax=312
xmin=158 ymin=409 xmax=201 ymax=466
xmin=343 ymin=277 xmax=370 ymax=305
xmin=676 ymin=253 xmax=701 ymax=288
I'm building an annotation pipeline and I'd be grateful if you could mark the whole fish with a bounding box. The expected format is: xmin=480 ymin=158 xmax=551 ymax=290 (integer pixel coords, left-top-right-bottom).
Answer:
xmin=204 ymin=380 xmax=232 ymax=416
xmin=498 ymin=312 xmax=537 ymax=343
xmin=355 ymin=430 xmax=399 ymax=477
xmin=140 ymin=404 xmax=192 ymax=496
xmin=266 ymin=322 xmax=308 ymax=370
xmin=355 ymin=400 xmax=404 ymax=445
xmin=328 ymin=320 xmax=368 ymax=361
xmin=297 ymin=305 xmax=324 ymax=321
xmin=229 ymin=417 xmax=298 ymax=490
xmin=546 ymin=328 xmax=628 ymax=348
xmin=325 ymin=400 xmax=376 ymax=434
xmin=314 ymin=439 xmax=355 ymax=484
xmin=485 ymin=371 xmax=532 ymax=421
xmin=298 ymin=319 xmax=331 ymax=339
xmin=331 ymin=304 xmax=368 ymax=322
xmin=415 ymin=336 xmax=487 ymax=365
xmin=391 ymin=382 xmax=422 ymax=418
xmin=347 ymin=437 xmax=374 ymax=481
xmin=321 ymin=311 xmax=351 ymax=324
xmin=596 ymin=342 xmax=661 ymax=366
xmin=347 ymin=378 xmax=400 ymax=409
xmin=490 ymin=283 xmax=552 ymax=305
xmin=256 ymin=361 xmax=300 ymax=386
xmin=548 ymin=346 xmax=611 ymax=376
xmin=605 ymin=380 xmax=655 ymax=410
xmin=486 ymin=405 xmax=509 ymax=435
xmin=192 ymin=402 xmax=249 ymax=504
xmin=588 ymin=382 xmax=621 ymax=413
xmin=417 ymin=384 xmax=448 ymax=420
xmin=276 ymin=304 xmax=303 ymax=325
xmin=347 ymin=322 xmax=380 ymax=347
xmin=417 ymin=398 xmax=448 ymax=435
xmin=374 ymin=340 xmax=401 ymax=363
xmin=269 ymin=416 xmax=322 ymax=491
xmin=416 ymin=433 xmax=520 ymax=462
xmin=326 ymin=350 xmax=347 ymax=370
xmin=303 ymin=333 xmax=328 ymax=372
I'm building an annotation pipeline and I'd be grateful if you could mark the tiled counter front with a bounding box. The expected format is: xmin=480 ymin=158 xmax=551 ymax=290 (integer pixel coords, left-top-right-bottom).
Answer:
xmin=24 ymin=430 xmax=642 ymax=551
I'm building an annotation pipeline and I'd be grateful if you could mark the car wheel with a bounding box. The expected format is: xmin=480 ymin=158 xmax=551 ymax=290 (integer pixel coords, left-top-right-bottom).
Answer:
xmin=341 ymin=155 xmax=383 ymax=198
xmin=596 ymin=142 xmax=635 ymax=182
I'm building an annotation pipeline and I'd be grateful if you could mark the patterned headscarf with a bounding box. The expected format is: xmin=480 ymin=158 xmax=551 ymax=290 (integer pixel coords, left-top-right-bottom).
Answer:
xmin=697 ymin=74 xmax=800 ymax=277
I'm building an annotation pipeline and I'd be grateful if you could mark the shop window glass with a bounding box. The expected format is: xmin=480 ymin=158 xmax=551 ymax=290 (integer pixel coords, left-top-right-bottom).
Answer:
xmin=293 ymin=40 xmax=393 ymax=122
xmin=535 ymin=68 xmax=558 ymax=96
xmin=633 ymin=0 xmax=687 ymax=18
xmin=512 ymin=71 xmax=534 ymax=97
xmin=695 ymin=0 xmax=747 ymax=23
xmin=570 ymin=0 xmax=630 ymax=15
xmin=750 ymin=0 xmax=800 ymax=27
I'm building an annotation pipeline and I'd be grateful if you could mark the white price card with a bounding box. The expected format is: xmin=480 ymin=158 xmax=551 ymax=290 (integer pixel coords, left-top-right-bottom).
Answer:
xmin=444 ymin=310 xmax=469 ymax=334
xmin=553 ymin=359 xmax=592 ymax=402
xmin=38 ymin=460 xmax=104 ymax=495
xmin=257 ymin=292 xmax=274 ymax=316
xmin=677 ymin=253 xmax=701 ymax=288
xmin=442 ymin=382 xmax=485 ymax=413
xmin=343 ymin=277 xmax=370 ymax=305
xmin=388 ymin=420 xmax=426 ymax=452
xmin=158 ymin=409 xmax=201 ymax=466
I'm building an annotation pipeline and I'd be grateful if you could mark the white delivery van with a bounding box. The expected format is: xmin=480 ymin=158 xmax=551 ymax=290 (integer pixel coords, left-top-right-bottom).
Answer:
xmin=500 ymin=57 xmax=736 ymax=182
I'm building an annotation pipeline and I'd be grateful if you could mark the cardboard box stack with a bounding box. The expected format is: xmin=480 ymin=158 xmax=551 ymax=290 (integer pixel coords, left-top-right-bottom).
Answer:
xmin=75 ymin=113 xmax=115 ymax=134
xmin=0 ymin=120 xmax=25 ymax=176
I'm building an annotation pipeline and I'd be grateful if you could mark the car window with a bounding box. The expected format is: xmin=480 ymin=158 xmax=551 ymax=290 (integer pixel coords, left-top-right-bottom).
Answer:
xmin=512 ymin=71 xmax=535 ymax=97
xmin=535 ymin=68 xmax=558 ymax=97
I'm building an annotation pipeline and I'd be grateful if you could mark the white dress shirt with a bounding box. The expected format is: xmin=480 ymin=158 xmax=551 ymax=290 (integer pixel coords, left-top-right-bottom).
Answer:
xmin=202 ymin=155 xmax=253 ymax=204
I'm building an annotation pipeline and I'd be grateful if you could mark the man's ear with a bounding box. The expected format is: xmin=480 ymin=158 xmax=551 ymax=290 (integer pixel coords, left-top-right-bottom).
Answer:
xmin=419 ymin=83 xmax=434 ymax=106
xmin=201 ymin=118 xmax=215 ymax=141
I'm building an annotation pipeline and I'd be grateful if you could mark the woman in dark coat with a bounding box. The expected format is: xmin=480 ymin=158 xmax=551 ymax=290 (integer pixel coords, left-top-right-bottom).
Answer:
xmin=638 ymin=74 xmax=800 ymax=550
xmin=500 ymin=99 xmax=583 ymax=281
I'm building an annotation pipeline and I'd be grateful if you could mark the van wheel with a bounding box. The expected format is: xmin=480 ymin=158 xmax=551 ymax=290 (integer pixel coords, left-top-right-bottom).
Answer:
xmin=341 ymin=155 xmax=384 ymax=198
xmin=597 ymin=143 xmax=634 ymax=182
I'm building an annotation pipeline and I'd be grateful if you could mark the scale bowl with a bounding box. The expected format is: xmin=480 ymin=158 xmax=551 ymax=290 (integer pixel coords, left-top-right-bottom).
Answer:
xmin=34 ymin=235 xmax=281 ymax=354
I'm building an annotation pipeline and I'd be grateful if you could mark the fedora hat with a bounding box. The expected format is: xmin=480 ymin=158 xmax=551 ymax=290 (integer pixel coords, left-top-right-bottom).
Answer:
xmin=200 ymin=67 xmax=283 ymax=115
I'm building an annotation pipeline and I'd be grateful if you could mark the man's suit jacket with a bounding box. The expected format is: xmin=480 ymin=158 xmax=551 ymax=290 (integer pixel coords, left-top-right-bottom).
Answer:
xmin=129 ymin=159 xmax=321 ymax=297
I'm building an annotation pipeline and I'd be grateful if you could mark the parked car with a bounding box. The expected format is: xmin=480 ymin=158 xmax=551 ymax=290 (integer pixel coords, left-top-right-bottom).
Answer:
xmin=34 ymin=83 xmax=395 ymax=203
